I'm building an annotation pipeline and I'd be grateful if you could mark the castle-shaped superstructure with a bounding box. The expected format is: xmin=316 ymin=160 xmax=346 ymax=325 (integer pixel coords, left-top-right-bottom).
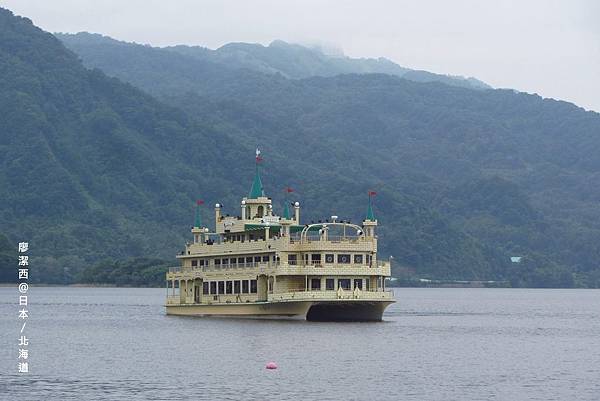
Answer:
xmin=166 ymin=151 xmax=394 ymax=321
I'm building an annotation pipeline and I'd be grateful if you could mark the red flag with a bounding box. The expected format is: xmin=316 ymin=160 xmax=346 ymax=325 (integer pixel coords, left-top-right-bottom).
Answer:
xmin=286 ymin=187 xmax=294 ymax=193
xmin=368 ymin=191 xmax=377 ymax=196
xmin=196 ymin=200 xmax=204 ymax=205
xmin=256 ymin=156 xmax=263 ymax=163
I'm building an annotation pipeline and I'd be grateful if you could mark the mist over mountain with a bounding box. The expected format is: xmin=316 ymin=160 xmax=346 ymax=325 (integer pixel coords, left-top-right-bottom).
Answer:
xmin=59 ymin=32 xmax=490 ymax=90
xmin=169 ymin=39 xmax=491 ymax=89
xmin=1 ymin=8 xmax=599 ymax=287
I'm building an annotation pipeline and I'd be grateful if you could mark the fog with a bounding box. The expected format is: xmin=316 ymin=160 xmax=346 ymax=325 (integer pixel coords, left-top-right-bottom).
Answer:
xmin=2 ymin=0 xmax=598 ymax=111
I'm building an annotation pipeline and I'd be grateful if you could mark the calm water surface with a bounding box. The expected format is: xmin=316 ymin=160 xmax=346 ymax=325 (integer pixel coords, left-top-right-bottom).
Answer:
xmin=1 ymin=287 xmax=599 ymax=400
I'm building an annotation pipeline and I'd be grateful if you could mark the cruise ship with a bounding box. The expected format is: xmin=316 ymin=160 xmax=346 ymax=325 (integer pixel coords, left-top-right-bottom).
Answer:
xmin=165 ymin=153 xmax=395 ymax=321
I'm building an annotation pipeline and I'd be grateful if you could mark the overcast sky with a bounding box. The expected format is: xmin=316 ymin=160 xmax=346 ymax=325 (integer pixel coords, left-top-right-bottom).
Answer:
xmin=2 ymin=0 xmax=599 ymax=111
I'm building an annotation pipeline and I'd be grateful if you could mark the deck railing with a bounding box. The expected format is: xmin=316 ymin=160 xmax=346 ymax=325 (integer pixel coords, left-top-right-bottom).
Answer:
xmin=289 ymin=235 xmax=369 ymax=244
xmin=166 ymin=295 xmax=180 ymax=304
xmin=268 ymin=289 xmax=394 ymax=302
xmin=201 ymin=262 xmax=279 ymax=272
xmin=168 ymin=260 xmax=391 ymax=276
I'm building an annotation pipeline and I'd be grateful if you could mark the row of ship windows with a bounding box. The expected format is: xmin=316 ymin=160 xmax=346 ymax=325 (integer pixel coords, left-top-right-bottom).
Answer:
xmin=311 ymin=278 xmax=370 ymax=290
xmin=192 ymin=255 xmax=276 ymax=267
xmin=289 ymin=253 xmax=372 ymax=265
xmin=203 ymin=280 xmax=258 ymax=295
xmin=189 ymin=253 xmax=373 ymax=267
xmin=223 ymin=233 xmax=266 ymax=242
xmin=199 ymin=278 xmax=369 ymax=295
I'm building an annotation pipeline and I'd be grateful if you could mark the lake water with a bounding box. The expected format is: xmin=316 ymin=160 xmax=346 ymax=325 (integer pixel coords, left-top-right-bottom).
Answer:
xmin=1 ymin=287 xmax=599 ymax=400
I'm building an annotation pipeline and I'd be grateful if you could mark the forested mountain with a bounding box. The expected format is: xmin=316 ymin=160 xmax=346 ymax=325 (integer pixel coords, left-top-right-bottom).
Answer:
xmin=1 ymin=7 xmax=599 ymax=287
xmin=58 ymin=33 xmax=490 ymax=90
xmin=0 ymin=8 xmax=253 ymax=283
xmin=0 ymin=8 xmax=498 ymax=285
xmin=55 ymin=30 xmax=600 ymax=287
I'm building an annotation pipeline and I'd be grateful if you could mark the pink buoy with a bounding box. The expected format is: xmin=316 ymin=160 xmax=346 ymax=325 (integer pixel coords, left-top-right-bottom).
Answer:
xmin=265 ymin=361 xmax=278 ymax=370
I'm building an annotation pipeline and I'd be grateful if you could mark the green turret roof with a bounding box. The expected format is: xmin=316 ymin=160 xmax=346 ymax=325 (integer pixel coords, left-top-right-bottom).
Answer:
xmin=283 ymin=202 xmax=291 ymax=219
xmin=249 ymin=165 xmax=264 ymax=198
xmin=366 ymin=196 xmax=376 ymax=221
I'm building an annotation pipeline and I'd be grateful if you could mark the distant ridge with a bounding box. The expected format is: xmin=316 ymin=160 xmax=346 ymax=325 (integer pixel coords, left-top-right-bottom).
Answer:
xmin=167 ymin=39 xmax=492 ymax=90
xmin=58 ymin=32 xmax=490 ymax=90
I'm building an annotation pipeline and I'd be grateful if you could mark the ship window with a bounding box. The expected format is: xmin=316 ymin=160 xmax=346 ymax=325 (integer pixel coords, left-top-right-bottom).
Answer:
xmin=203 ymin=282 xmax=209 ymax=294
xmin=311 ymin=278 xmax=321 ymax=290
xmin=222 ymin=258 xmax=229 ymax=267
xmin=230 ymin=258 xmax=237 ymax=267
xmin=254 ymin=256 xmax=261 ymax=263
xmin=288 ymin=254 xmax=297 ymax=265
xmin=238 ymin=257 xmax=245 ymax=265
xmin=226 ymin=281 xmax=233 ymax=294
xmin=338 ymin=279 xmax=351 ymax=290
xmin=354 ymin=254 xmax=363 ymax=264
xmin=242 ymin=280 xmax=249 ymax=293
xmin=366 ymin=278 xmax=371 ymax=290
xmin=367 ymin=254 xmax=372 ymax=265
xmin=257 ymin=206 xmax=264 ymax=217
xmin=191 ymin=260 xmax=198 ymax=267
xmin=210 ymin=281 xmax=217 ymax=294
xmin=337 ymin=254 xmax=351 ymax=264
xmin=218 ymin=281 xmax=225 ymax=294
xmin=214 ymin=259 xmax=221 ymax=267
xmin=199 ymin=259 xmax=205 ymax=267
xmin=262 ymin=256 xmax=269 ymax=262
xmin=250 ymin=280 xmax=258 ymax=293
xmin=249 ymin=234 xmax=254 ymax=241
xmin=311 ymin=254 xmax=321 ymax=264
xmin=354 ymin=279 xmax=363 ymax=289
xmin=234 ymin=280 xmax=241 ymax=294
xmin=325 ymin=254 xmax=335 ymax=264
xmin=326 ymin=278 xmax=335 ymax=290
xmin=246 ymin=257 xmax=253 ymax=264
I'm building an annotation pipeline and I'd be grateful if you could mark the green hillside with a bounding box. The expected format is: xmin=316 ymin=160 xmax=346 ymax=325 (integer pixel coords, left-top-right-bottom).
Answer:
xmin=1 ymin=8 xmax=599 ymax=287
xmin=0 ymin=8 xmax=254 ymax=283
xmin=0 ymin=8 xmax=504 ymax=286
xmin=56 ymin=31 xmax=600 ymax=287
